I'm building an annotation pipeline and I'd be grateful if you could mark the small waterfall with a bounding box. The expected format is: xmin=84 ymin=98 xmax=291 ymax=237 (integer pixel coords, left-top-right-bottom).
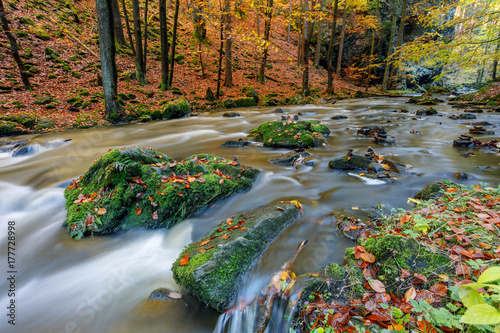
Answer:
xmin=213 ymin=296 xmax=295 ymax=333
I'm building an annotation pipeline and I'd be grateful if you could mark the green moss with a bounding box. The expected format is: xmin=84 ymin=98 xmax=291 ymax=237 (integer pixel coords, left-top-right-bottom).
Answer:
xmin=48 ymin=74 xmax=57 ymax=79
xmin=34 ymin=118 xmax=54 ymax=131
xmin=241 ymin=86 xmax=259 ymax=103
xmin=359 ymin=235 xmax=451 ymax=296
xmin=0 ymin=120 xmax=27 ymax=136
xmin=64 ymin=148 xmax=260 ymax=238
xmin=14 ymin=113 xmax=36 ymax=128
xmin=234 ymin=97 xmax=257 ymax=107
xmin=414 ymin=182 xmax=447 ymax=200
xmin=247 ymin=120 xmax=330 ymax=149
xmin=328 ymin=154 xmax=370 ymax=170
xmin=172 ymin=202 xmax=300 ymax=311
xmin=161 ymin=98 xmax=191 ymax=119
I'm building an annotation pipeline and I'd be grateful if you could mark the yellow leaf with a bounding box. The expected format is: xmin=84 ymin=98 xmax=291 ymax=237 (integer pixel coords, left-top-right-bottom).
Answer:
xmin=407 ymin=198 xmax=421 ymax=204
xmin=352 ymin=207 xmax=359 ymax=210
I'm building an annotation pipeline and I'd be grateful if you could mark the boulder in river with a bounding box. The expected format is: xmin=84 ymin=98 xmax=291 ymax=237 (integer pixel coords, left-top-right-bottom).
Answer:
xmin=247 ymin=120 xmax=330 ymax=149
xmin=64 ymin=147 xmax=260 ymax=239
xmin=469 ymin=126 xmax=495 ymax=135
xmin=269 ymin=149 xmax=314 ymax=167
xmin=448 ymin=113 xmax=476 ymax=120
xmin=220 ymin=139 xmax=252 ymax=147
xmin=329 ymin=147 xmax=408 ymax=174
xmin=416 ymin=107 xmax=438 ymax=116
xmin=453 ymin=134 xmax=500 ymax=150
xmin=171 ymin=201 xmax=301 ymax=312
xmin=407 ymin=96 xmax=444 ymax=105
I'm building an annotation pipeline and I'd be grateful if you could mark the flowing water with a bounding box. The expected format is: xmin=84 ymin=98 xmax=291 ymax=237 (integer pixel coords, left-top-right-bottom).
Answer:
xmin=0 ymin=97 xmax=499 ymax=333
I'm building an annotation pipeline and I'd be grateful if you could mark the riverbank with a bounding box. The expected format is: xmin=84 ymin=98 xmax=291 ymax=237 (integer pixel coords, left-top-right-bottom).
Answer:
xmin=294 ymin=181 xmax=500 ymax=332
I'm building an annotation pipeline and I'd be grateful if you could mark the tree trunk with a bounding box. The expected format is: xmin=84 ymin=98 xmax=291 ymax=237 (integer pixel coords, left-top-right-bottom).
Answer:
xmin=223 ymin=0 xmax=233 ymax=87
xmin=365 ymin=0 xmax=379 ymax=91
xmin=297 ymin=0 xmax=303 ymax=66
xmin=389 ymin=0 xmax=407 ymax=88
xmin=0 ymin=0 xmax=32 ymax=91
xmin=382 ymin=9 xmax=397 ymax=91
xmin=193 ymin=5 xmax=206 ymax=40
xmin=132 ymin=0 xmax=146 ymax=83
xmin=257 ymin=0 xmax=274 ymax=83
xmin=302 ymin=0 xmax=314 ymax=96
xmin=143 ymin=0 xmax=148 ymax=71
xmin=95 ymin=0 xmax=121 ymax=121
xmin=216 ymin=16 xmax=223 ymax=98
xmin=326 ymin=0 xmax=338 ymax=92
xmin=335 ymin=0 xmax=347 ymax=77
xmin=314 ymin=0 xmax=324 ymax=68
xmin=492 ymin=35 xmax=500 ymax=80
xmin=159 ymin=0 xmax=169 ymax=90
xmin=256 ymin=0 xmax=260 ymax=37
xmin=168 ymin=0 xmax=180 ymax=87
xmin=287 ymin=0 xmax=293 ymax=41
xmin=121 ymin=0 xmax=135 ymax=55
xmin=111 ymin=0 xmax=125 ymax=45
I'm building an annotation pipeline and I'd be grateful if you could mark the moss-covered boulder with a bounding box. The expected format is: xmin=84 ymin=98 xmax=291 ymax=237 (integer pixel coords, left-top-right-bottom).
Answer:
xmin=355 ymin=234 xmax=452 ymax=295
xmin=64 ymin=147 xmax=260 ymax=239
xmin=241 ymin=86 xmax=259 ymax=103
xmin=160 ymin=98 xmax=191 ymax=119
xmin=234 ymin=97 xmax=257 ymax=108
xmin=0 ymin=120 xmax=27 ymax=136
xmin=172 ymin=202 xmax=301 ymax=311
xmin=247 ymin=120 xmax=330 ymax=149
xmin=329 ymin=154 xmax=371 ymax=170
xmin=414 ymin=181 xmax=447 ymax=200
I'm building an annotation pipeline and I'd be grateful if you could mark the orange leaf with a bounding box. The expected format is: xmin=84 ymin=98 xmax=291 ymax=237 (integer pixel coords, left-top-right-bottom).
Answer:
xmin=388 ymin=324 xmax=404 ymax=330
xmin=239 ymin=227 xmax=247 ymax=231
xmin=220 ymin=234 xmax=230 ymax=239
xmin=400 ymin=214 xmax=411 ymax=224
xmin=414 ymin=273 xmax=428 ymax=283
xmin=473 ymin=185 xmax=483 ymax=192
xmin=200 ymin=239 xmax=211 ymax=247
xmin=400 ymin=268 xmax=411 ymax=279
xmin=149 ymin=195 xmax=154 ymax=203
xmin=361 ymin=252 xmax=376 ymax=263
xmin=446 ymin=188 xmax=457 ymax=193
xmin=430 ymin=282 xmax=448 ymax=297
xmin=353 ymin=246 xmax=366 ymax=259
xmin=368 ymin=280 xmax=386 ymax=293
xmin=135 ymin=208 xmax=142 ymax=215
xmin=97 ymin=208 xmax=107 ymax=215
xmin=226 ymin=218 xmax=233 ymax=225
xmin=219 ymin=179 xmax=224 ymax=184
xmin=179 ymin=254 xmax=189 ymax=266
xmin=405 ymin=287 xmax=417 ymax=301
xmin=178 ymin=191 xmax=183 ymax=196
xmin=456 ymin=264 xmax=471 ymax=276
xmin=152 ymin=211 xmax=158 ymax=220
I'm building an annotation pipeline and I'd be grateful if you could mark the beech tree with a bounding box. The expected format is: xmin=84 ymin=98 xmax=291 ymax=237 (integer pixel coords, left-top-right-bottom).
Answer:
xmin=257 ymin=0 xmax=274 ymax=83
xmin=95 ymin=0 xmax=121 ymax=120
xmin=223 ymin=0 xmax=233 ymax=87
xmin=111 ymin=0 xmax=126 ymax=45
xmin=326 ymin=0 xmax=339 ymax=92
xmin=132 ymin=0 xmax=146 ymax=84
xmin=159 ymin=0 xmax=169 ymax=90
xmin=168 ymin=0 xmax=180 ymax=87
xmin=0 ymin=0 xmax=32 ymax=91
xmin=121 ymin=0 xmax=135 ymax=55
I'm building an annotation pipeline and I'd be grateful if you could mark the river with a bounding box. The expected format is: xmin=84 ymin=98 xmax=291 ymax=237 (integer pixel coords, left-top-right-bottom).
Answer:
xmin=0 ymin=97 xmax=499 ymax=333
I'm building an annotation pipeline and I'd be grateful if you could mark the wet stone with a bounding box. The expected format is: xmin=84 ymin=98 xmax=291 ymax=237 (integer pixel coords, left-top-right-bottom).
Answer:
xmin=269 ymin=150 xmax=314 ymax=167
xmin=469 ymin=126 xmax=495 ymax=135
xmin=220 ymin=139 xmax=252 ymax=148
xmin=222 ymin=112 xmax=242 ymax=118
xmin=416 ymin=107 xmax=438 ymax=116
xmin=448 ymin=113 xmax=476 ymax=120
xmin=452 ymin=172 xmax=468 ymax=180
xmin=272 ymin=108 xmax=286 ymax=113
xmin=331 ymin=115 xmax=348 ymax=120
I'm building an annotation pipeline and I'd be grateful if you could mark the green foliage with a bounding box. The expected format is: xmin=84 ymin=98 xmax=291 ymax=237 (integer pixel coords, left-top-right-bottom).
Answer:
xmin=459 ymin=267 xmax=500 ymax=328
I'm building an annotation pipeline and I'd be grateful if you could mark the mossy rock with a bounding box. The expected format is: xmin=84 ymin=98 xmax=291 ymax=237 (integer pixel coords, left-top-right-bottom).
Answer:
xmin=31 ymin=26 xmax=50 ymax=40
xmin=172 ymin=202 xmax=300 ymax=312
xmin=12 ymin=101 xmax=26 ymax=109
xmin=329 ymin=154 xmax=370 ymax=170
xmin=293 ymin=262 xmax=364 ymax=331
xmin=64 ymin=148 xmax=260 ymax=239
xmin=161 ymin=98 xmax=191 ymax=119
xmin=14 ymin=113 xmax=37 ymax=128
xmin=358 ymin=234 xmax=452 ymax=296
xmin=414 ymin=182 xmax=447 ymax=200
xmin=171 ymin=87 xmax=183 ymax=95
xmin=0 ymin=120 xmax=27 ymax=136
xmin=241 ymin=86 xmax=259 ymax=103
xmin=426 ymin=86 xmax=451 ymax=95
xmin=34 ymin=95 xmax=55 ymax=105
xmin=34 ymin=118 xmax=55 ymax=131
xmin=223 ymin=99 xmax=237 ymax=108
xmin=48 ymin=74 xmax=57 ymax=79
xmin=71 ymin=71 xmax=81 ymax=79
xmin=248 ymin=120 xmax=330 ymax=149
xmin=234 ymin=97 xmax=257 ymax=108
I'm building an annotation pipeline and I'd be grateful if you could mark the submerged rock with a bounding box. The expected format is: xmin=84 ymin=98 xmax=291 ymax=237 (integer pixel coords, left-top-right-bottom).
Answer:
xmin=64 ymin=147 xmax=260 ymax=238
xmin=222 ymin=112 xmax=242 ymax=118
xmin=416 ymin=107 xmax=438 ymax=116
xmin=448 ymin=113 xmax=476 ymax=120
xmin=220 ymin=139 xmax=251 ymax=147
xmin=452 ymin=172 xmax=468 ymax=180
xmin=247 ymin=120 xmax=330 ymax=149
xmin=331 ymin=115 xmax=348 ymax=120
xmin=407 ymin=96 xmax=444 ymax=105
xmin=269 ymin=150 xmax=314 ymax=167
xmin=469 ymin=126 xmax=495 ymax=135
xmin=453 ymin=134 xmax=500 ymax=149
xmin=171 ymin=202 xmax=301 ymax=312
xmin=329 ymin=147 xmax=408 ymax=177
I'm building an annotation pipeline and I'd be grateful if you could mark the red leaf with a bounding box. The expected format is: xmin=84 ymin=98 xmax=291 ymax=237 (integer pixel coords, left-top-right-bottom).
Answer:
xmin=135 ymin=208 xmax=142 ymax=215
xmin=178 ymin=191 xmax=183 ymax=197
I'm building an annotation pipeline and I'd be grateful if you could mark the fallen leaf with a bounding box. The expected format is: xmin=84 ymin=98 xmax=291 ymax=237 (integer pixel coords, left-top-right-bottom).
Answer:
xmin=135 ymin=208 xmax=142 ymax=215
xmin=368 ymin=280 xmax=386 ymax=293
xmin=404 ymin=287 xmax=417 ymax=301
xmin=97 ymin=208 xmax=107 ymax=215
xmin=400 ymin=268 xmax=411 ymax=279
xmin=178 ymin=191 xmax=183 ymax=196
xmin=414 ymin=273 xmax=428 ymax=283
xmin=179 ymin=254 xmax=189 ymax=266
xmin=361 ymin=252 xmax=376 ymax=263
xmin=220 ymin=234 xmax=230 ymax=239
xmin=152 ymin=211 xmax=158 ymax=220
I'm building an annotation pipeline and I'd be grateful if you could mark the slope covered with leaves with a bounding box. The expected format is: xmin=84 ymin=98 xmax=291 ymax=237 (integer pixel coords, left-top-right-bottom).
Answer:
xmin=0 ymin=0 xmax=362 ymax=134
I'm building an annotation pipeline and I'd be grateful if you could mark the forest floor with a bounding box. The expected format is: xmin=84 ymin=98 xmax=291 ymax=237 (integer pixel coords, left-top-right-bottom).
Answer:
xmin=0 ymin=0 xmax=373 ymax=135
